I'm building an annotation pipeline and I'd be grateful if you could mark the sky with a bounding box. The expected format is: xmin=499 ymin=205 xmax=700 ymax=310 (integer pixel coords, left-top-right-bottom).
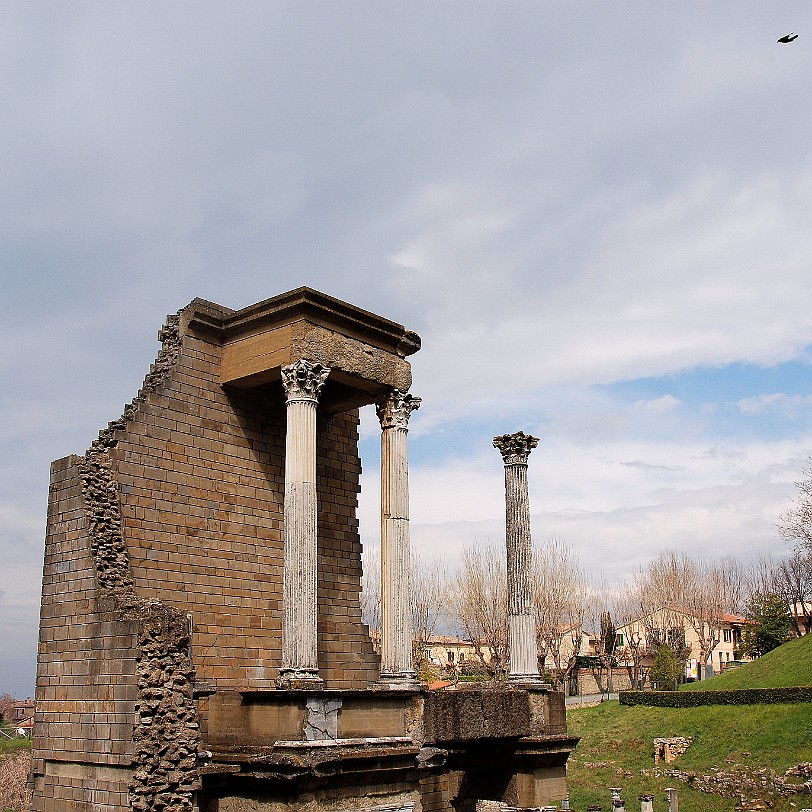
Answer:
xmin=2 ymin=2 xmax=812 ymax=698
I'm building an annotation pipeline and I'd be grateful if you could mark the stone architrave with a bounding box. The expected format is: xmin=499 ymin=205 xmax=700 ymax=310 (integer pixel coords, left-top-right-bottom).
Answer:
xmin=278 ymin=359 xmax=331 ymax=689
xmin=493 ymin=431 xmax=543 ymax=685
xmin=376 ymin=389 xmax=421 ymax=687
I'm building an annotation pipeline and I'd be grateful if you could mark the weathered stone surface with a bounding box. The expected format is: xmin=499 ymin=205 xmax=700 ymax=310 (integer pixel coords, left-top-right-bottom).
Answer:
xmin=378 ymin=389 xmax=420 ymax=686
xmin=422 ymin=689 xmax=533 ymax=742
xmin=494 ymin=431 xmax=542 ymax=683
xmin=653 ymin=737 xmax=692 ymax=765
xmin=34 ymin=313 xmax=200 ymax=812
xmin=278 ymin=361 xmax=329 ymax=688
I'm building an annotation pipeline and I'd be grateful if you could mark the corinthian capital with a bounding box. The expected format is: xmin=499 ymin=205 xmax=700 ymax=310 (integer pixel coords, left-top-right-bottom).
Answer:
xmin=281 ymin=359 xmax=331 ymax=403
xmin=376 ymin=389 xmax=421 ymax=430
xmin=493 ymin=431 xmax=539 ymax=465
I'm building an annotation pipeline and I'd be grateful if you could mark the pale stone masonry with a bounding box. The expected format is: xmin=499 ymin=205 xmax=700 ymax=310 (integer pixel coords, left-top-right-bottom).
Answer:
xmin=493 ymin=431 xmax=544 ymax=685
xmin=278 ymin=359 xmax=331 ymax=689
xmin=32 ymin=287 xmax=577 ymax=812
xmin=377 ymin=388 xmax=421 ymax=687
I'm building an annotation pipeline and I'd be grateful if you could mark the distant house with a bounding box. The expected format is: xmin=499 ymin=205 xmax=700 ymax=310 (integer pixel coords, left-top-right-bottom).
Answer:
xmin=539 ymin=625 xmax=592 ymax=675
xmin=790 ymin=600 xmax=812 ymax=636
xmin=424 ymin=635 xmax=489 ymax=668
xmin=614 ymin=607 xmax=750 ymax=683
xmin=5 ymin=699 xmax=35 ymax=736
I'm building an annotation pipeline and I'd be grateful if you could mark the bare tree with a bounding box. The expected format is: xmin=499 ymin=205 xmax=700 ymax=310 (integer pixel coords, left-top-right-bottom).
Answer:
xmin=639 ymin=551 xmax=745 ymax=681
xmin=362 ymin=546 xmax=448 ymax=670
xmin=0 ymin=694 xmax=16 ymax=724
xmin=779 ymin=460 xmax=812 ymax=550
xmin=361 ymin=546 xmax=381 ymax=652
xmin=749 ymin=551 xmax=812 ymax=637
xmin=582 ymin=581 xmax=619 ymax=696
xmin=777 ymin=549 xmax=812 ymax=635
xmin=532 ymin=536 xmax=587 ymax=690
xmin=639 ymin=551 xmax=692 ymax=665
xmin=410 ymin=552 xmax=448 ymax=671
xmin=612 ymin=580 xmax=650 ymax=690
xmin=449 ymin=541 xmax=508 ymax=679
xmin=682 ymin=559 xmax=728 ymax=680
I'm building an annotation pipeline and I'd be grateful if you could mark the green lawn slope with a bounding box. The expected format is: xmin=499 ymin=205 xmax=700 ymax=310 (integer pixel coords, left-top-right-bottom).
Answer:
xmin=567 ymin=635 xmax=812 ymax=812
xmin=685 ymin=632 xmax=812 ymax=690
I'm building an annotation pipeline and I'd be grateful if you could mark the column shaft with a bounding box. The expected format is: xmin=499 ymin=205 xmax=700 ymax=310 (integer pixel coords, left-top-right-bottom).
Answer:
xmin=494 ymin=431 xmax=544 ymax=685
xmin=278 ymin=360 xmax=329 ymax=689
xmin=377 ymin=390 xmax=421 ymax=687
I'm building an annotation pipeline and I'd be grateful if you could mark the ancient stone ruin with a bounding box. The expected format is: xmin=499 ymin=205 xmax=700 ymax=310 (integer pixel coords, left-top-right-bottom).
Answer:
xmin=653 ymin=737 xmax=692 ymax=765
xmin=31 ymin=287 xmax=578 ymax=812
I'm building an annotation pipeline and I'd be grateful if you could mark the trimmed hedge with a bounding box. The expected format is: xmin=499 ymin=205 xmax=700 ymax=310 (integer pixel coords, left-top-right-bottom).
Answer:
xmin=619 ymin=686 xmax=812 ymax=707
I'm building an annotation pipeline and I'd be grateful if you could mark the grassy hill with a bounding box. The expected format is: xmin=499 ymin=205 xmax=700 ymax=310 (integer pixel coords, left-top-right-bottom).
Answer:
xmin=685 ymin=632 xmax=812 ymax=690
xmin=566 ymin=635 xmax=812 ymax=812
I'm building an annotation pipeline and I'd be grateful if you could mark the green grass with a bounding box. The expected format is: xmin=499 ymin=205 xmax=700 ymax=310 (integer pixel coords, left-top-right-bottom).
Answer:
xmin=0 ymin=735 xmax=30 ymax=758
xmin=567 ymin=636 xmax=812 ymax=812
xmin=685 ymin=633 xmax=812 ymax=690
xmin=567 ymin=700 xmax=812 ymax=812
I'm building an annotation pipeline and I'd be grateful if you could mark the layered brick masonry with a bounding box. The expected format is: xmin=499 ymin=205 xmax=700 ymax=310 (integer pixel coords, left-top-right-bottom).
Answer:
xmin=33 ymin=301 xmax=379 ymax=810
xmin=32 ymin=314 xmax=200 ymax=812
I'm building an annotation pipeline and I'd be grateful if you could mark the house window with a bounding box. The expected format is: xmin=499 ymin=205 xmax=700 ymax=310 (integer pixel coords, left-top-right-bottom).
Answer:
xmin=447 ymin=651 xmax=454 ymax=663
xmin=459 ymin=652 xmax=465 ymax=661
xmin=615 ymin=633 xmax=625 ymax=647
xmin=723 ymin=629 xmax=732 ymax=643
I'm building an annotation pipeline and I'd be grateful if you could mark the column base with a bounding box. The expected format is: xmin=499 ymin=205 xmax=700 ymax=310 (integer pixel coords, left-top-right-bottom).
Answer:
xmin=507 ymin=673 xmax=550 ymax=689
xmin=276 ymin=669 xmax=325 ymax=690
xmin=376 ymin=671 xmax=421 ymax=690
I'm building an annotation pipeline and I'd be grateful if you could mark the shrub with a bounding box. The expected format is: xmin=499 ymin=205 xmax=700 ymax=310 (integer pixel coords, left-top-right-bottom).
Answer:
xmin=619 ymin=686 xmax=812 ymax=707
xmin=650 ymin=643 xmax=681 ymax=691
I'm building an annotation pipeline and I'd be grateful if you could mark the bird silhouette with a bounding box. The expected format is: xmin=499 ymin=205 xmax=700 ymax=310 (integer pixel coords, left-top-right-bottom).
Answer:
xmin=778 ymin=33 xmax=799 ymax=43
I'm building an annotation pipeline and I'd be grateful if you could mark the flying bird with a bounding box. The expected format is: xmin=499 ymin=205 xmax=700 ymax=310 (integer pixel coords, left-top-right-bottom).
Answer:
xmin=777 ymin=33 xmax=798 ymax=43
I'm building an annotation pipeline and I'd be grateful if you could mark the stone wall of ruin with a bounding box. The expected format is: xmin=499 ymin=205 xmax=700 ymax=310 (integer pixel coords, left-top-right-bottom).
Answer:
xmin=31 ymin=454 xmax=139 ymax=810
xmin=32 ymin=305 xmax=379 ymax=811
xmin=106 ymin=313 xmax=378 ymax=689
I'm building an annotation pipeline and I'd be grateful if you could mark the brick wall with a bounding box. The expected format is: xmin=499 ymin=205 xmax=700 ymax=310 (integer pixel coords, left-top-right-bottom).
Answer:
xmin=32 ymin=302 xmax=386 ymax=810
xmin=111 ymin=329 xmax=378 ymax=689
xmin=31 ymin=455 xmax=138 ymax=811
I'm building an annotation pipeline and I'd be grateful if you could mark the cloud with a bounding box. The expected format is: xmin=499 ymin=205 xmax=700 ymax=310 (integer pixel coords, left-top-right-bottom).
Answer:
xmin=359 ymin=428 xmax=809 ymax=583
xmin=4 ymin=3 xmax=812 ymax=695
xmin=738 ymin=393 xmax=812 ymax=416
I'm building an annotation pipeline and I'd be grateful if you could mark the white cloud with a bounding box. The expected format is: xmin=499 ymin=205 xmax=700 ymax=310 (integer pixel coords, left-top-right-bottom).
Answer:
xmin=359 ymin=430 xmax=810 ymax=583
xmin=738 ymin=393 xmax=812 ymax=416
xmin=5 ymin=3 xmax=812 ymax=695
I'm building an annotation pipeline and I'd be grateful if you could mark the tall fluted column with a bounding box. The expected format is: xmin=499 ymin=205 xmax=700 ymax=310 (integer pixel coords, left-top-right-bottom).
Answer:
xmin=277 ymin=359 xmax=330 ymax=689
xmin=493 ymin=430 xmax=543 ymax=685
xmin=376 ymin=389 xmax=421 ymax=688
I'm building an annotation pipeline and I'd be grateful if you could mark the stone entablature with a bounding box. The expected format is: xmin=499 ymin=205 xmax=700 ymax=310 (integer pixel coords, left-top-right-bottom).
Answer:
xmin=186 ymin=287 xmax=420 ymax=410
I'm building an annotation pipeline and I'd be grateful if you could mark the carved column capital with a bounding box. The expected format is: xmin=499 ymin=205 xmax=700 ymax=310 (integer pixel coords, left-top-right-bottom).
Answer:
xmin=281 ymin=360 xmax=331 ymax=403
xmin=493 ymin=431 xmax=539 ymax=466
xmin=376 ymin=389 xmax=421 ymax=431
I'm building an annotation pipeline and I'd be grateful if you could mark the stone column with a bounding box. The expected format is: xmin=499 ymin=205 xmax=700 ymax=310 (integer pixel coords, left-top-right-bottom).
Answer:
xmin=610 ymin=788 xmax=625 ymax=812
xmin=665 ymin=788 xmax=679 ymax=812
xmin=493 ymin=431 xmax=543 ymax=685
xmin=376 ymin=389 xmax=421 ymax=687
xmin=638 ymin=795 xmax=654 ymax=812
xmin=277 ymin=359 xmax=330 ymax=689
